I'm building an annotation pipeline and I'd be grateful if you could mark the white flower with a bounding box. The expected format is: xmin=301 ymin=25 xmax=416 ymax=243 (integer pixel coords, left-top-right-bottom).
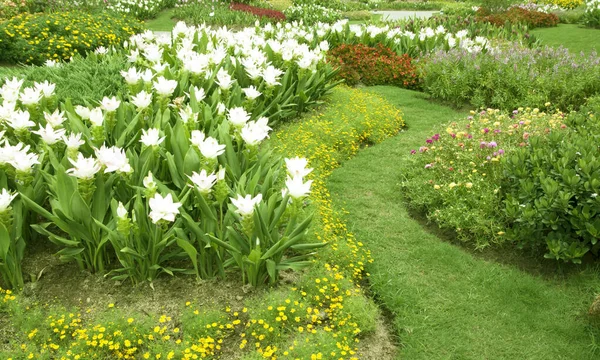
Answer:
xmin=143 ymin=171 xmax=157 ymax=189
xmin=179 ymin=105 xmax=196 ymax=123
xmin=285 ymin=176 xmax=312 ymax=199
xmin=95 ymin=46 xmax=108 ymax=55
xmin=116 ymin=202 xmax=128 ymax=219
xmin=130 ymin=90 xmax=152 ymax=110
xmin=34 ymin=81 xmax=56 ymax=98
xmin=45 ymin=59 xmax=60 ymax=67
xmin=148 ymin=193 xmax=181 ymax=223
xmin=188 ymin=169 xmax=217 ymax=194
xmin=262 ymin=65 xmax=283 ymax=87
xmin=230 ymin=193 xmax=262 ymax=217
xmin=216 ymin=102 xmax=227 ymax=115
xmin=199 ymin=137 xmax=226 ymax=159
xmin=285 ymin=157 xmax=312 ymax=178
xmin=240 ymin=120 xmax=270 ymax=146
xmin=95 ymin=145 xmax=132 ymax=174
xmin=89 ymin=108 xmax=104 ymax=127
xmin=100 ymin=96 xmax=121 ymax=112
xmin=215 ymin=68 xmax=235 ymax=90
xmin=191 ymin=86 xmax=206 ymax=102
xmin=8 ymin=147 xmax=39 ymax=173
xmin=44 ymin=109 xmax=66 ymax=128
xmin=74 ymin=105 xmax=91 ymax=120
xmin=190 ymin=130 xmax=206 ymax=147
xmin=217 ymin=166 xmax=226 ymax=181
xmin=7 ymin=110 xmax=35 ymax=130
xmin=33 ymin=124 xmax=66 ymax=145
xmin=242 ymin=85 xmax=261 ymax=100
xmin=120 ymin=67 xmax=141 ymax=85
xmin=67 ymin=153 xmax=101 ymax=179
xmin=140 ymin=69 xmax=154 ymax=83
xmin=0 ymin=188 xmax=17 ymax=211
xmin=140 ymin=128 xmax=165 ymax=147
xmin=62 ymin=132 xmax=85 ymax=150
xmin=227 ymin=107 xmax=250 ymax=128
xmin=153 ymin=76 xmax=178 ymax=97
xmin=19 ymin=87 xmax=42 ymax=106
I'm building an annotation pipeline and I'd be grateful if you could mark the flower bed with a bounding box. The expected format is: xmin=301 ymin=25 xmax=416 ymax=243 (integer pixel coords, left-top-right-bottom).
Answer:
xmin=476 ymin=7 xmax=560 ymax=28
xmin=327 ymin=43 xmax=419 ymax=88
xmin=0 ymin=85 xmax=405 ymax=358
xmin=230 ymin=2 xmax=286 ymax=21
xmin=0 ymin=11 xmax=143 ymax=65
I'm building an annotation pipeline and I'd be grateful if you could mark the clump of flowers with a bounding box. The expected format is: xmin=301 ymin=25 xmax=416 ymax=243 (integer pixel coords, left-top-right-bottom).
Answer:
xmin=327 ymin=43 xmax=419 ymax=88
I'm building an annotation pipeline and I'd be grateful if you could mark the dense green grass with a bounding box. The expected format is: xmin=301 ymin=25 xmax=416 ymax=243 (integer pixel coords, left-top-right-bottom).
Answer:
xmin=532 ymin=24 xmax=600 ymax=54
xmin=144 ymin=8 xmax=176 ymax=31
xmin=327 ymin=85 xmax=600 ymax=359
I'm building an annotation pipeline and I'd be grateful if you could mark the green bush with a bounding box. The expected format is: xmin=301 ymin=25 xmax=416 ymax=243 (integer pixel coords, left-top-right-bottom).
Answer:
xmin=0 ymin=52 xmax=130 ymax=105
xmin=0 ymin=11 xmax=142 ymax=65
xmin=583 ymin=0 xmax=600 ymax=28
xmin=284 ymin=3 xmax=343 ymax=24
xmin=173 ymin=0 xmax=263 ymax=27
xmin=503 ymin=98 xmax=600 ymax=262
xmin=418 ymin=44 xmax=600 ymax=110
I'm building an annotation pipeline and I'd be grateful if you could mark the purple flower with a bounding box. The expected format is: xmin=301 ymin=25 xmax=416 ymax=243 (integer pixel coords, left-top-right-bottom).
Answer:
xmin=519 ymin=121 xmax=524 ymax=125
xmin=480 ymin=141 xmax=487 ymax=149
xmin=494 ymin=129 xmax=501 ymax=134
xmin=486 ymin=156 xmax=491 ymax=160
xmin=488 ymin=141 xmax=497 ymax=148
xmin=426 ymin=139 xmax=433 ymax=144
xmin=432 ymin=134 xmax=440 ymax=141
xmin=410 ymin=149 xmax=416 ymax=155
xmin=467 ymin=134 xmax=473 ymax=139
xmin=483 ymin=128 xmax=490 ymax=134
xmin=467 ymin=116 xmax=473 ymax=121
xmin=513 ymin=110 xmax=519 ymax=115
xmin=498 ymin=149 xmax=505 ymax=155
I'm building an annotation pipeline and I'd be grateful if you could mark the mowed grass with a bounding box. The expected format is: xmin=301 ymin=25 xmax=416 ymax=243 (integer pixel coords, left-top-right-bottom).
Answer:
xmin=532 ymin=24 xmax=600 ymax=54
xmin=327 ymin=85 xmax=600 ymax=359
xmin=144 ymin=8 xmax=176 ymax=31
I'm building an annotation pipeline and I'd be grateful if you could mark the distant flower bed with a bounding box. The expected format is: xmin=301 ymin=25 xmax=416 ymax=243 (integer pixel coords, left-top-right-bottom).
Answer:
xmin=476 ymin=7 xmax=559 ymax=28
xmin=0 ymin=11 xmax=143 ymax=65
xmin=327 ymin=44 xmax=419 ymax=88
xmin=230 ymin=2 xmax=286 ymax=21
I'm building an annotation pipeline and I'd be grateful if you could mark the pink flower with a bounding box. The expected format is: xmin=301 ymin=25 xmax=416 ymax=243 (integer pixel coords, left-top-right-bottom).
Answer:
xmin=410 ymin=149 xmax=416 ymax=154
xmin=425 ymin=163 xmax=433 ymax=169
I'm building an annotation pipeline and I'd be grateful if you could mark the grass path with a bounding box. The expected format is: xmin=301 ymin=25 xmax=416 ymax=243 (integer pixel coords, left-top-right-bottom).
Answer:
xmin=144 ymin=8 xmax=176 ymax=31
xmin=531 ymin=24 xmax=600 ymax=54
xmin=327 ymin=86 xmax=600 ymax=359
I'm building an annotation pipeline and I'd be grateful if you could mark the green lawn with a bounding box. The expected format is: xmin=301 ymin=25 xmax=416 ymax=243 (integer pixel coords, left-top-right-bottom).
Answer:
xmin=144 ymin=8 xmax=176 ymax=31
xmin=532 ymin=24 xmax=600 ymax=54
xmin=327 ymin=86 xmax=600 ymax=359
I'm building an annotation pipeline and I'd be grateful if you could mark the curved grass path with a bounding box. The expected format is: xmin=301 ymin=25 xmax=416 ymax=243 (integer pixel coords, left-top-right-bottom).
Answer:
xmin=327 ymin=86 xmax=600 ymax=359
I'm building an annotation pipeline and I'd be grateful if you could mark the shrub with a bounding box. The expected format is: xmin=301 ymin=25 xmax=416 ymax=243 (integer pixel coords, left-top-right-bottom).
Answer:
xmin=583 ymin=0 xmax=600 ymax=28
xmin=230 ymin=2 xmax=286 ymax=21
xmin=327 ymin=44 xmax=419 ymax=88
xmin=476 ymin=6 xmax=560 ymax=28
xmin=0 ymin=52 xmax=130 ymax=105
xmin=0 ymin=11 xmax=142 ymax=65
xmin=174 ymin=0 xmax=263 ymax=27
xmin=418 ymin=44 xmax=600 ymax=110
xmin=401 ymin=107 xmax=570 ymax=251
xmin=542 ymin=0 xmax=584 ymax=10
xmin=502 ymin=98 xmax=600 ymax=262
xmin=106 ymin=0 xmax=169 ymax=19
xmin=283 ymin=3 xmax=343 ymax=25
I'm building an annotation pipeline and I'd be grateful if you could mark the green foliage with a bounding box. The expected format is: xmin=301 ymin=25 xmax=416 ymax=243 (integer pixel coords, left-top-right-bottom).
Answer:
xmin=418 ymin=44 xmax=600 ymax=110
xmin=502 ymin=98 xmax=600 ymax=262
xmin=0 ymin=52 xmax=130 ymax=105
xmin=284 ymin=3 xmax=343 ymax=24
xmin=173 ymin=0 xmax=263 ymax=27
xmin=0 ymin=11 xmax=142 ymax=65
xmin=583 ymin=0 xmax=600 ymax=28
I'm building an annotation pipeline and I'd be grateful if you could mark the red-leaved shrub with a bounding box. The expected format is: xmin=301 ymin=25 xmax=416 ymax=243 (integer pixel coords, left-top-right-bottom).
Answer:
xmin=327 ymin=44 xmax=419 ymax=88
xmin=230 ymin=3 xmax=286 ymax=21
xmin=476 ymin=7 xmax=559 ymax=28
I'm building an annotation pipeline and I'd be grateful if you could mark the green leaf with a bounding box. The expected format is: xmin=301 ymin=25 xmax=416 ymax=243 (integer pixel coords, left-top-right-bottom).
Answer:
xmin=177 ymin=238 xmax=199 ymax=278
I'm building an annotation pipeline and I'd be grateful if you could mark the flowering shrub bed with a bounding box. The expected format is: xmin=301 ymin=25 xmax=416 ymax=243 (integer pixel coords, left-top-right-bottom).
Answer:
xmin=402 ymin=101 xmax=600 ymax=263
xmin=476 ymin=7 xmax=560 ymax=28
xmin=283 ymin=3 xmax=343 ymax=25
xmin=327 ymin=44 xmax=419 ymax=88
xmin=541 ymin=0 xmax=584 ymax=9
xmin=106 ymin=0 xmax=174 ymax=19
xmin=230 ymin=2 xmax=286 ymax=21
xmin=173 ymin=0 xmax=266 ymax=27
xmin=0 ymin=11 xmax=143 ymax=65
xmin=583 ymin=0 xmax=600 ymax=27
xmin=0 ymin=85 xmax=404 ymax=359
xmin=418 ymin=44 xmax=600 ymax=110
